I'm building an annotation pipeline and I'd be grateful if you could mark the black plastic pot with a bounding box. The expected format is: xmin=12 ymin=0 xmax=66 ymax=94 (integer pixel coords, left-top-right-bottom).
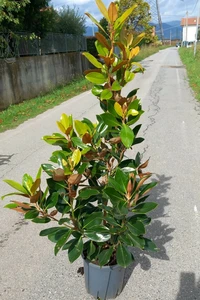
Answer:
xmin=83 ymin=258 xmax=125 ymax=299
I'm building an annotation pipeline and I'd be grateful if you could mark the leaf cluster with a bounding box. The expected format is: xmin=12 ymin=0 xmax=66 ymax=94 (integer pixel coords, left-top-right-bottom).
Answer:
xmin=2 ymin=0 xmax=158 ymax=268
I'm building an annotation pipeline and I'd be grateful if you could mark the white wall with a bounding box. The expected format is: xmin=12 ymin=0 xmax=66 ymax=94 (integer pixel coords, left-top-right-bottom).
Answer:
xmin=182 ymin=25 xmax=197 ymax=41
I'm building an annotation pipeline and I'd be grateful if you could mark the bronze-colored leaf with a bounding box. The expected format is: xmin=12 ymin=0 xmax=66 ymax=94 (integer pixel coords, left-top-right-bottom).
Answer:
xmin=95 ymin=32 xmax=111 ymax=50
xmin=30 ymin=191 xmax=42 ymax=203
xmin=112 ymin=60 xmax=128 ymax=73
xmin=136 ymin=175 xmax=151 ymax=191
xmin=98 ymin=55 xmax=114 ymax=67
xmin=53 ymin=168 xmax=67 ymax=182
xmin=109 ymin=137 xmax=121 ymax=144
xmin=12 ymin=207 xmax=26 ymax=213
xmin=11 ymin=201 xmax=31 ymax=209
xmin=82 ymin=133 xmax=92 ymax=144
xmin=66 ymin=126 xmax=73 ymax=136
xmin=139 ymin=158 xmax=150 ymax=170
xmin=30 ymin=178 xmax=41 ymax=195
xmin=69 ymin=190 xmax=77 ymax=198
xmin=68 ymin=174 xmax=82 ymax=185
xmin=50 ymin=210 xmax=58 ymax=217
xmin=84 ymin=69 xmax=101 ymax=76
xmin=115 ymin=42 xmax=127 ymax=60
xmin=108 ymin=2 xmax=118 ymax=23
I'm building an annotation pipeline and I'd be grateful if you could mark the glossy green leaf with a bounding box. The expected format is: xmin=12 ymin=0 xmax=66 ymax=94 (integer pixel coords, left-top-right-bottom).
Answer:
xmin=127 ymin=88 xmax=139 ymax=98
xmin=1 ymin=192 xmax=29 ymax=200
xmin=71 ymin=137 xmax=91 ymax=153
xmin=40 ymin=227 xmax=64 ymax=236
xmin=92 ymin=85 xmax=104 ymax=96
xmin=144 ymin=238 xmax=158 ymax=251
xmin=120 ymin=124 xmax=134 ymax=148
xmin=95 ymin=40 xmax=109 ymax=56
xmin=71 ymin=149 xmax=81 ymax=166
xmin=114 ymin=102 xmax=123 ymax=117
xmin=104 ymin=187 xmax=123 ymax=204
xmin=125 ymin=70 xmax=135 ymax=82
xmin=100 ymin=89 xmax=113 ymax=100
xmin=112 ymin=80 xmax=122 ymax=91
xmin=74 ymin=120 xmax=89 ymax=137
xmin=127 ymin=219 xmax=145 ymax=236
xmin=48 ymin=228 xmax=70 ymax=243
xmin=3 ymin=179 xmax=29 ymax=194
xmin=125 ymin=232 xmax=145 ymax=249
xmin=54 ymin=229 xmax=72 ymax=256
xmin=79 ymin=188 xmax=100 ymax=200
xmin=85 ymin=13 xmax=107 ymax=36
xmin=83 ymin=212 xmax=103 ymax=228
xmin=4 ymin=203 xmax=18 ymax=209
xmin=98 ymin=247 xmax=113 ymax=267
xmin=127 ymin=109 xmax=139 ymax=117
xmin=139 ymin=182 xmax=158 ymax=195
xmin=132 ymin=202 xmax=157 ymax=214
xmin=85 ymin=72 xmax=106 ymax=84
xmin=116 ymin=244 xmax=134 ymax=267
xmin=22 ymin=174 xmax=33 ymax=194
xmin=100 ymin=113 xmax=121 ymax=127
xmin=115 ymin=168 xmax=129 ymax=194
xmin=32 ymin=217 xmax=51 ymax=223
xmin=24 ymin=209 xmax=39 ymax=219
xmin=68 ymin=237 xmax=83 ymax=263
xmin=114 ymin=4 xmax=137 ymax=29
xmin=88 ymin=241 xmax=96 ymax=258
xmin=84 ymin=225 xmax=110 ymax=242
xmin=83 ymin=52 xmax=103 ymax=68
xmin=46 ymin=192 xmax=59 ymax=209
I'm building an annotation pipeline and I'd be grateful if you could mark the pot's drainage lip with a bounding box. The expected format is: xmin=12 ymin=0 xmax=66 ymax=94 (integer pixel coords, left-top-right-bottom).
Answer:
xmin=161 ymin=65 xmax=185 ymax=68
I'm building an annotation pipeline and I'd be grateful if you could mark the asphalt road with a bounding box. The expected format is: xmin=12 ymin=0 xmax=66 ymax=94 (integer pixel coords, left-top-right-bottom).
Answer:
xmin=1 ymin=47 xmax=200 ymax=300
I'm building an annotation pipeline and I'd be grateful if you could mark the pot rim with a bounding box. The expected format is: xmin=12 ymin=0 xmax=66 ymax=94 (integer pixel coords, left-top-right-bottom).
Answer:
xmin=83 ymin=257 xmax=125 ymax=270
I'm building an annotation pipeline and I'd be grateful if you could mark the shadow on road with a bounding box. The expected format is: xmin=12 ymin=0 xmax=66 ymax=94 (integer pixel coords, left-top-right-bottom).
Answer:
xmin=123 ymin=173 xmax=175 ymax=287
xmin=0 ymin=154 xmax=14 ymax=166
xmin=176 ymin=272 xmax=200 ymax=300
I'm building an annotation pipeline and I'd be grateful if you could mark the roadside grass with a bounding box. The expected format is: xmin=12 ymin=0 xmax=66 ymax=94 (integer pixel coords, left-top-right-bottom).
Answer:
xmin=134 ymin=45 xmax=170 ymax=62
xmin=179 ymin=46 xmax=200 ymax=102
xmin=0 ymin=45 xmax=169 ymax=133
xmin=0 ymin=77 xmax=92 ymax=133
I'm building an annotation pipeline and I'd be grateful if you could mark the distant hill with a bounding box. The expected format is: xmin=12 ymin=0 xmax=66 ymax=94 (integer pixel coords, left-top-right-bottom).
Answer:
xmin=85 ymin=21 xmax=182 ymax=40
xmin=155 ymin=20 xmax=182 ymax=40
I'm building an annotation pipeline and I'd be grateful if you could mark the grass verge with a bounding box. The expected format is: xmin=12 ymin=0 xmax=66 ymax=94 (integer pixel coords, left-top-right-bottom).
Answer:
xmin=179 ymin=46 xmax=200 ymax=102
xmin=134 ymin=45 xmax=170 ymax=62
xmin=0 ymin=45 xmax=169 ymax=133
xmin=0 ymin=77 xmax=92 ymax=133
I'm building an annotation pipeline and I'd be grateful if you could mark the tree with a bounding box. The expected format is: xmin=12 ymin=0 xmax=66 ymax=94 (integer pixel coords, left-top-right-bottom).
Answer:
xmin=0 ymin=0 xmax=57 ymax=37
xmin=55 ymin=6 xmax=86 ymax=35
xmin=99 ymin=17 xmax=109 ymax=37
xmin=198 ymin=29 xmax=200 ymax=41
xmin=118 ymin=0 xmax=156 ymax=43
xmin=21 ymin=0 xmax=56 ymax=37
xmin=0 ymin=0 xmax=29 ymax=31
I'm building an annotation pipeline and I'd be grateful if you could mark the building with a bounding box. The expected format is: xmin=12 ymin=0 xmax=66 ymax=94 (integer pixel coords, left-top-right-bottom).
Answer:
xmin=181 ymin=17 xmax=200 ymax=42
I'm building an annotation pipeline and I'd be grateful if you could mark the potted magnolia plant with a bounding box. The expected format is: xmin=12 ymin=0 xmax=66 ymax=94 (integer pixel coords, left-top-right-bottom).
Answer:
xmin=2 ymin=1 xmax=158 ymax=299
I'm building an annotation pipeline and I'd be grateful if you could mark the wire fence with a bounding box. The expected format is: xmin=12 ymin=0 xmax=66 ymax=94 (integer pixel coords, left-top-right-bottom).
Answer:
xmin=0 ymin=32 xmax=87 ymax=58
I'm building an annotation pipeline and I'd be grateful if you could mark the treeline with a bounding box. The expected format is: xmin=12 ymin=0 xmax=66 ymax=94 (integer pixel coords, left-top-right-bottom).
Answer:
xmin=0 ymin=0 xmax=86 ymax=37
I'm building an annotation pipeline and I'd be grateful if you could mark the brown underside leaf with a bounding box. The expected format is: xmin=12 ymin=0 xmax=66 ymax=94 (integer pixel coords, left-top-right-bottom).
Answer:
xmin=68 ymin=174 xmax=82 ymax=185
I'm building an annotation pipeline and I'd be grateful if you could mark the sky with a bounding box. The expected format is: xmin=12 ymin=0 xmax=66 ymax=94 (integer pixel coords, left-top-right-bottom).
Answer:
xmin=50 ymin=0 xmax=200 ymax=24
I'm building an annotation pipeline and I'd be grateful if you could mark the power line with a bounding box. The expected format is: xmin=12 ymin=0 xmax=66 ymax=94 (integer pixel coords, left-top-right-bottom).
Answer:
xmin=190 ymin=0 xmax=199 ymax=15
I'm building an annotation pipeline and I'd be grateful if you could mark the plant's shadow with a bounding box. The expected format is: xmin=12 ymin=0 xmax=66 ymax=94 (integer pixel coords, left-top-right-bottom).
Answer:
xmin=0 ymin=154 xmax=14 ymax=166
xmin=123 ymin=174 xmax=175 ymax=287
xmin=176 ymin=272 xmax=200 ymax=300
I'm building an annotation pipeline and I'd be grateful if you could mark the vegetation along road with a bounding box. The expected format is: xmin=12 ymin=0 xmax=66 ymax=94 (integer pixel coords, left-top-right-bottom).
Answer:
xmin=0 ymin=47 xmax=200 ymax=300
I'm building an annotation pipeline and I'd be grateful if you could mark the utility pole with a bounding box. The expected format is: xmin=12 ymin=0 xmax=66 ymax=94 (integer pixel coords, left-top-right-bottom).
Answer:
xmin=170 ymin=30 xmax=171 ymax=46
xmin=186 ymin=10 xmax=188 ymax=43
xmin=194 ymin=7 xmax=200 ymax=56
